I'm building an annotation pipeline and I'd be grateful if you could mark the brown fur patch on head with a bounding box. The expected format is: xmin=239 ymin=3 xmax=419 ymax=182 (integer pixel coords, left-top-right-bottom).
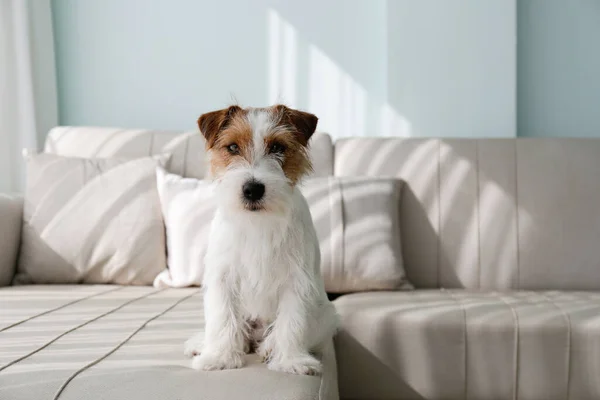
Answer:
xmin=273 ymin=104 xmax=318 ymax=146
xmin=264 ymin=129 xmax=312 ymax=185
xmin=268 ymin=105 xmax=318 ymax=184
xmin=197 ymin=105 xmax=242 ymax=148
xmin=198 ymin=106 xmax=253 ymax=177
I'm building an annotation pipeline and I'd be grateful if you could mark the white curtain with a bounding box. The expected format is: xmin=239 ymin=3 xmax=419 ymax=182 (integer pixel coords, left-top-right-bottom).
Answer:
xmin=0 ymin=0 xmax=57 ymax=193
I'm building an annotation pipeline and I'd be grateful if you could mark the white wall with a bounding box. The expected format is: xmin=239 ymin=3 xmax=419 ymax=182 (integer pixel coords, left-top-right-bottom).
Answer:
xmin=52 ymin=0 xmax=517 ymax=138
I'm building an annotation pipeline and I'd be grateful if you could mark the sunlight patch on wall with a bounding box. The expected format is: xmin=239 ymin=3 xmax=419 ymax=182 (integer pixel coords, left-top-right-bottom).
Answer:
xmin=308 ymin=45 xmax=367 ymax=138
xmin=267 ymin=9 xmax=297 ymax=106
xmin=380 ymin=104 xmax=411 ymax=137
xmin=267 ymin=8 xmax=411 ymax=138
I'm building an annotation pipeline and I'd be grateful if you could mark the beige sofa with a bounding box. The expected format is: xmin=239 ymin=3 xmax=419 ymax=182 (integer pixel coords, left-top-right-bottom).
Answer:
xmin=1 ymin=127 xmax=600 ymax=400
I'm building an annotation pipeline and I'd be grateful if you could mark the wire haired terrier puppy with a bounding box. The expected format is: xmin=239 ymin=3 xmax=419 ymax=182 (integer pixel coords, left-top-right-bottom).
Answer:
xmin=184 ymin=104 xmax=338 ymax=375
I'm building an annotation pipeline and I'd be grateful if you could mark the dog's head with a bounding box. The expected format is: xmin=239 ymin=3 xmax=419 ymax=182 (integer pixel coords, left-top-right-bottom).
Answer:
xmin=198 ymin=104 xmax=318 ymax=214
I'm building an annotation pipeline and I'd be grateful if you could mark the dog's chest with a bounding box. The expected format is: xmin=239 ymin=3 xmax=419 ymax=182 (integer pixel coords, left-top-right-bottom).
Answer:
xmin=230 ymin=222 xmax=292 ymax=319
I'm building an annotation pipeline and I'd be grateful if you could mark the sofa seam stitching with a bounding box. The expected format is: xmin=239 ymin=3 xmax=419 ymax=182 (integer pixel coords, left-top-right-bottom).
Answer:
xmin=496 ymin=294 xmax=519 ymax=400
xmin=0 ymin=288 xmax=163 ymax=373
xmin=514 ymin=140 xmax=520 ymax=290
xmin=476 ymin=140 xmax=481 ymax=289
xmin=0 ymin=286 xmax=123 ymax=333
xmin=53 ymin=289 xmax=200 ymax=400
xmin=338 ymin=178 xmax=345 ymax=292
xmin=539 ymin=292 xmax=572 ymax=400
xmin=437 ymin=140 xmax=442 ymax=288
xmin=445 ymin=289 xmax=467 ymax=399
xmin=328 ymin=177 xmax=341 ymax=292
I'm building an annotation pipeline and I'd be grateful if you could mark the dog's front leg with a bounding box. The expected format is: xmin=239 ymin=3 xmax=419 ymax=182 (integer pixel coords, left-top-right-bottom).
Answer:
xmin=190 ymin=280 xmax=246 ymax=371
xmin=264 ymin=288 xmax=322 ymax=376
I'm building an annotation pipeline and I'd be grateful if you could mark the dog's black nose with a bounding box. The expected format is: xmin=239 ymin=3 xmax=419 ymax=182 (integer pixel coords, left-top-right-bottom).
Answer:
xmin=242 ymin=181 xmax=265 ymax=202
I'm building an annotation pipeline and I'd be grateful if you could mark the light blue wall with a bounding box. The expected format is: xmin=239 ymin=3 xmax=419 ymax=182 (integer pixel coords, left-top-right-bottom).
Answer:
xmin=517 ymin=0 xmax=600 ymax=137
xmin=51 ymin=0 xmax=388 ymax=136
xmin=51 ymin=0 xmax=518 ymax=138
xmin=52 ymin=0 xmax=267 ymax=131
xmin=387 ymin=0 xmax=516 ymax=137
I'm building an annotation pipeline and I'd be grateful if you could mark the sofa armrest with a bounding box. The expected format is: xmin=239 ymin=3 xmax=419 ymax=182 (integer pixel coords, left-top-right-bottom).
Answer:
xmin=0 ymin=194 xmax=23 ymax=286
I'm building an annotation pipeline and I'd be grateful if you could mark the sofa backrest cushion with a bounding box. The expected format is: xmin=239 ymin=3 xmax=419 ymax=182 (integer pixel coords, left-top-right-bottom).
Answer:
xmin=44 ymin=127 xmax=334 ymax=179
xmin=335 ymin=137 xmax=600 ymax=291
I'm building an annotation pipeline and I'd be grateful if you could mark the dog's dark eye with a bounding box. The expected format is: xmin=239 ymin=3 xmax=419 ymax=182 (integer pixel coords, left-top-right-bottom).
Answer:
xmin=269 ymin=142 xmax=286 ymax=154
xmin=226 ymin=143 xmax=239 ymax=154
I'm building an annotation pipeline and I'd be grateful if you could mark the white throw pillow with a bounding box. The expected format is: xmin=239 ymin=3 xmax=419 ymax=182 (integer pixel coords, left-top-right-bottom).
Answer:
xmin=154 ymin=170 xmax=411 ymax=293
xmin=153 ymin=167 xmax=216 ymax=288
xmin=15 ymin=152 xmax=169 ymax=285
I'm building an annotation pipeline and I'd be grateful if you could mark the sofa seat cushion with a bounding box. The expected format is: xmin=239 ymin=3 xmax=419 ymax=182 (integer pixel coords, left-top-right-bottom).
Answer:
xmin=334 ymin=290 xmax=600 ymax=400
xmin=0 ymin=285 xmax=338 ymax=400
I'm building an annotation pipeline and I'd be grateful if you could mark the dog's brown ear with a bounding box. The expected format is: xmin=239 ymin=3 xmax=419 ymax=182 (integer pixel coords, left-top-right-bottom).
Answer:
xmin=198 ymin=105 xmax=242 ymax=147
xmin=275 ymin=105 xmax=318 ymax=146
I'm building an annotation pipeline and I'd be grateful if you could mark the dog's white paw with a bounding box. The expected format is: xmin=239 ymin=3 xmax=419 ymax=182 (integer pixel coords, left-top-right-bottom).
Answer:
xmin=192 ymin=351 xmax=245 ymax=371
xmin=184 ymin=335 xmax=204 ymax=358
xmin=268 ymin=354 xmax=322 ymax=376
xmin=256 ymin=337 xmax=275 ymax=362
xmin=256 ymin=344 xmax=272 ymax=362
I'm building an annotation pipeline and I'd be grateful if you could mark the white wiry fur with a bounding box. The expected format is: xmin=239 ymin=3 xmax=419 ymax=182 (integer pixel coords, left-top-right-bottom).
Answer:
xmin=185 ymin=108 xmax=338 ymax=375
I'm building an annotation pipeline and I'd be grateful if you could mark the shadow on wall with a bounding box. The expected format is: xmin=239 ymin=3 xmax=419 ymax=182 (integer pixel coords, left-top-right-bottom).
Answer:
xmin=266 ymin=8 xmax=410 ymax=139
